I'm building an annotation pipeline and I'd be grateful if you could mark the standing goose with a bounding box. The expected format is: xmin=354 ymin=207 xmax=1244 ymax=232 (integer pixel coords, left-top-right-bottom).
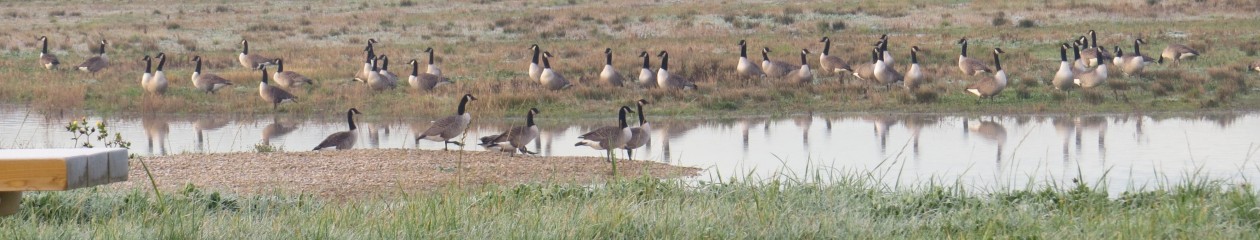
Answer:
xmin=355 ymin=44 xmax=376 ymax=82
xmin=377 ymin=55 xmax=399 ymax=85
xmin=622 ymin=99 xmax=651 ymax=161
xmin=965 ymin=48 xmax=1008 ymax=101
xmin=273 ymin=59 xmax=313 ymax=88
xmin=957 ymin=38 xmax=991 ymax=76
xmin=853 ymin=49 xmax=879 ymax=81
xmin=904 ymin=46 xmax=926 ymax=91
xmin=313 ymin=108 xmax=362 ymax=150
xmin=879 ymin=34 xmax=895 ymax=66
xmin=761 ymin=47 xmax=793 ymax=78
xmin=408 ymin=59 xmax=451 ymax=91
xmin=146 ymin=53 xmax=169 ymax=96
xmin=737 ymin=40 xmax=767 ymax=77
xmin=876 ymin=40 xmax=904 ymax=87
xmin=873 ymin=45 xmax=897 ymax=88
xmin=140 ymin=55 xmax=153 ymax=93
xmin=1072 ymin=42 xmax=1089 ymax=73
xmin=478 ymin=108 xmax=541 ymax=155
xmin=257 ymin=65 xmax=298 ymax=110
xmin=785 ymin=49 xmax=813 ymax=84
xmin=539 ymin=51 xmax=573 ymax=90
xmin=1077 ymin=31 xmax=1113 ymax=67
xmin=416 ymin=94 xmax=478 ymax=150
xmin=575 ymin=106 xmax=635 ymax=163
xmin=360 ymin=56 xmax=394 ymax=91
xmin=1074 ymin=47 xmax=1110 ymax=89
xmin=528 ymin=44 xmax=543 ymax=82
xmin=637 ymin=51 xmax=657 ymax=88
xmin=77 ymin=40 xmax=108 ymax=75
xmin=238 ymin=39 xmax=277 ymax=69
xmin=1118 ymin=39 xmax=1150 ymax=77
xmin=819 ymin=37 xmax=851 ymax=75
xmin=599 ymin=48 xmax=625 ymax=87
xmin=191 ymin=56 xmax=234 ymax=93
xmin=424 ymin=47 xmax=442 ymax=77
xmin=1157 ymin=43 xmax=1200 ymax=65
xmin=656 ymin=51 xmax=697 ymax=90
xmin=1052 ymin=43 xmax=1076 ymax=91
xmin=38 ymin=36 xmax=59 ymax=70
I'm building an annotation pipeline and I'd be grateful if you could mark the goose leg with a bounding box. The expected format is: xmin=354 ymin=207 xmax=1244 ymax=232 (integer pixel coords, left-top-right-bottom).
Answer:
xmin=626 ymin=149 xmax=633 ymax=161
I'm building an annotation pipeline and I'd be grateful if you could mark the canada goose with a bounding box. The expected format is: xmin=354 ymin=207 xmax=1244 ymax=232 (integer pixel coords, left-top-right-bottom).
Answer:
xmin=269 ymin=59 xmax=313 ymax=88
xmin=785 ymin=49 xmax=814 ymax=84
xmin=1052 ymin=43 xmax=1075 ymax=91
xmin=819 ymin=37 xmax=851 ymax=75
xmin=408 ymin=59 xmax=451 ymax=91
xmin=879 ymin=34 xmax=895 ymax=66
xmin=761 ymin=47 xmax=793 ymax=78
xmin=873 ymin=45 xmax=897 ymax=88
xmin=1078 ymin=30 xmax=1112 ymax=67
xmin=38 ymin=36 xmax=59 ymax=70
xmin=359 ymin=56 xmax=395 ymax=91
xmin=238 ymin=39 xmax=277 ymax=68
xmin=853 ymin=49 xmax=879 ymax=81
xmin=539 ymin=51 xmax=573 ymax=90
xmin=140 ymin=55 xmax=153 ymax=92
xmin=737 ymin=40 xmax=767 ymax=77
xmin=146 ymin=53 xmax=169 ymax=96
xmin=257 ymin=65 xmax=298 ymax=110
xmin=355 ymin=44 xmax=376 ymax=82
xmin=1071 ymin=42 xmax=1089 ymax=73
xmin=622 ymin=99 xmax=651 ymax=160
xmin=424 ymin=47 xmax=442 ymax=77
xmin=1157 ymin=43 xmax=1200 ymax=64
xmin=416 ymin=94 xmax=477 ymax=150
xmin=599 ymin=48 xmax=625 ymax=87
xmin=957 ymin=38 xmax=991 ymax=76
xmin=637 ymin=51 xmax=656 ymax=88
xmin=190 ymin=56 xmax=233 ymax=93
xmin=904 ymin=46 xmax=925 ymax=91
xmin=528 ymin=44 xmax=543 ymax=82
xmin=576 ymin=106 xmax=635 ymax=163
xmin=479 ymin=108 xmax=541 ymax=155
xmin=313 ymin=108 xmax=362 ymax=150
xmin=1117 ymin=39 xmax=1149 ymax=77
xmin=965 ymin=48 xmax=1007 ymax=101
xmin=1074 ymin=47 xmax=1110 ymax=89
xmin=377 ymin=55 xmax=399 ymax=85
xmin=656 ymin=51 xmax=697 ymax=90
xmin=77 ymin=40 xmax=108 ymax=74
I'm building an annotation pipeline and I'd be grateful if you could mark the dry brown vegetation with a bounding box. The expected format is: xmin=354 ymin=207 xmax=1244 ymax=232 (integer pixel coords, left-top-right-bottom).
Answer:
xmin=1 ymin=0 xmax=1259 ymax=118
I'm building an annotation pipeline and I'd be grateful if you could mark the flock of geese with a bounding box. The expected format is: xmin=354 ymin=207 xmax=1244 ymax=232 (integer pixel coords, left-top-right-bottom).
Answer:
xmin=26 ymin=29 xmax=1259 ymax=163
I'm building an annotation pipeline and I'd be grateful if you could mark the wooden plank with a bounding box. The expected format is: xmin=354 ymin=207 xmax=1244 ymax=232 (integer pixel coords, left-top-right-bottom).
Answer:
xmin=106 ymin=148 xmax=128 ymax=182
xmin=0 ymin=148 xmax=129 ymax=191
xmin=0 ymin=159 xmax=67 ymax=191
xmin=86 ymin=151 xmax=109 ymax=186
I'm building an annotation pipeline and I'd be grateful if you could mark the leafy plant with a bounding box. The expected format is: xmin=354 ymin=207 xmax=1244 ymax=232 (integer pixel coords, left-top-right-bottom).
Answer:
xmin=64 ymin=117 xmax=130 ymax=149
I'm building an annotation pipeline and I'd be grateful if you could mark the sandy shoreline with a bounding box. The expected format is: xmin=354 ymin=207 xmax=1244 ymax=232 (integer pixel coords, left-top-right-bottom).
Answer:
xmin=115 ymin=149 xmax=700 ymax=198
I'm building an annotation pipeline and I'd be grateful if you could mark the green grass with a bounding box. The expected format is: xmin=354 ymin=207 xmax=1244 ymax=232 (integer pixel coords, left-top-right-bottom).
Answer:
xmin=2 ymin=174 xmax=1257 ymax=238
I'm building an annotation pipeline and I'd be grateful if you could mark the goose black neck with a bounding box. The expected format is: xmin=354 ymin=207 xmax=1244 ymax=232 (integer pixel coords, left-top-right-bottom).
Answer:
xmin=144 ymin=57 xmax=152 ymax=74
xmin=242 ymin=41 xmax=249 ymax=54
xmin=41 ymin=38 xmax=49 ymax=54
xmin=911 ymin=50 xmax=919 ymax=64
xmin=381 ymin=57 xmax=389 ymax=71
xmin=346 ymin=110 xmax=357 ymax=131
xmin=194 ymin=58 xmax=202 ymax=73
xmin=542 ymin=55 xmax=551 ymax=69
xmin=960 ymin=42 xmax=968 ymax=57
xmin=98 ymin=42 xmax=106 ymax=55
xmin=526 ymin=111 xmax=535 ymax=127
xmin=1059 ymin=46 xmax=1067 ymax=61
xmin=1133 ymin=40 xmax=1141 ymax=55
xmin=277 ymin=59 xmax=285 ymax=72
xmin=457 ymin=97 xmax=470 ymax=115
xmin=798 ymin=51 xmax=807 ymax=66
xmin=156 ymin=56 xmax=166 ymax=71
xmin=531 ymin=47 xmax=540 ymax=64
xmin=1090 ymin=32 xmax=1098 ymax=48
xmin=641 ymin=54 xmax=650 ymax=69
xmin=660 ymin=53 xmax=669 ymax=70
xmin=636 ymin=104 xmax=646 ymax=125
xmin=618 ymin=108 xmax=629 ymax=129
xmin=740 ymin=43 xmax=748 ymax=57
xmin=261 ymin=68 xmax=269 ymax=83
xmin=605 ymin=52 xmax=613 ymax=65
xmin=1072 ymin=44 xmax=1081 ymax=60
xmin=411 ymin=61 xmax=419 ymax=76
xmin=870 ymin=50 xmax=878 ymax=63
xmin=427 ymin=49 xmax=435 ymax=64
xmin=993 ymin=51 xmax=1002 ymax=71
xmin=370 ymin=59 xmax=379 ymax=71
xmin=823 ymin=39 xmax=831 ymax=55
xmin=761 ymin=50 xmax=769 ymax=62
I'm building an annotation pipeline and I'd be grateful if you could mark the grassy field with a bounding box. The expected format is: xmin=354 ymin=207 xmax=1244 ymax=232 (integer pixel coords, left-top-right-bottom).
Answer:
xmin=0 ymin=1 xmax=1258 ymax=118
xmin=2 ymin=175 xmax=1258 ymax=238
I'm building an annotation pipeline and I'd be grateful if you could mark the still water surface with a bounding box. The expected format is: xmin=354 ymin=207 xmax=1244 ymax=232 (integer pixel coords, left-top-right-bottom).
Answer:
xmin=2 ymin=106 xmax=1258 ymax=193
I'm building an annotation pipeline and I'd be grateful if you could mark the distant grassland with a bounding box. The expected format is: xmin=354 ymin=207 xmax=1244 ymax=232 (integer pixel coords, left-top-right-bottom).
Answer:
xmin=1 ymin=0 xmax=1258 ymax=118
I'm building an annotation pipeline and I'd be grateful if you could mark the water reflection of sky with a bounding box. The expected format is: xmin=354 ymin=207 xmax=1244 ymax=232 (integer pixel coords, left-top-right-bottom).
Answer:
xmin=2 ymin=107 xmax=1257 ymax=193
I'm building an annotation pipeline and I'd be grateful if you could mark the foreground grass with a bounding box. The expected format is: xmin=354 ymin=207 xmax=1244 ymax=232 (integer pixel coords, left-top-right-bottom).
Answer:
xmin=2 ymin=176 xmax=1258 ymax=238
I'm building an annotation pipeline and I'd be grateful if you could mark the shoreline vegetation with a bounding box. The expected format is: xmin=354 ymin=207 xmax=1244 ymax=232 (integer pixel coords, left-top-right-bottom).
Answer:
xmin=3 ymin=175 xmax=1258 ymax=238
xmin=0 ymin=1 xmax=1258 ymax=118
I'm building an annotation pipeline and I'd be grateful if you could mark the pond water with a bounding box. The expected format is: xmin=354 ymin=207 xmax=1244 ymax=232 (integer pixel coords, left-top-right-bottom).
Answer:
xmin=2 ymin=105 xmax=1258 ymax=193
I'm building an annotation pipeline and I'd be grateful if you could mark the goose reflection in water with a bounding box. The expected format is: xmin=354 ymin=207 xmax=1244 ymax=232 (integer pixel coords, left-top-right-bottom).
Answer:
xmin=1074 ymin=116 xmax=1107 ymax=163
xmin=192 ymin=117 xmax=230 ymax=152
xmin=866 ymin=114 xmax=897 ymax=157
xmin=262 ymin=116 xmax=299 ymax=145
xmin=902 ymin=115 xmax=940 ymax=161
xmin=965 ymin=117 xmax=1007 ymax=165
xmin=141 ymin=116 xmax=169 ymax=156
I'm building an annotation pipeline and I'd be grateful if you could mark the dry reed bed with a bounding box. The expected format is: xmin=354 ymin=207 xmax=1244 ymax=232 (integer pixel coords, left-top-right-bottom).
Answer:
xmin=1 ymin=1 xmax=1259 ymax=117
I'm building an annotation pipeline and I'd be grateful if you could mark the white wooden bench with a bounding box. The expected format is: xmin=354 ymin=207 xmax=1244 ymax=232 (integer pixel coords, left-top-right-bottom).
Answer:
xmin=0 ymin=148 xmax=128 ymax=216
